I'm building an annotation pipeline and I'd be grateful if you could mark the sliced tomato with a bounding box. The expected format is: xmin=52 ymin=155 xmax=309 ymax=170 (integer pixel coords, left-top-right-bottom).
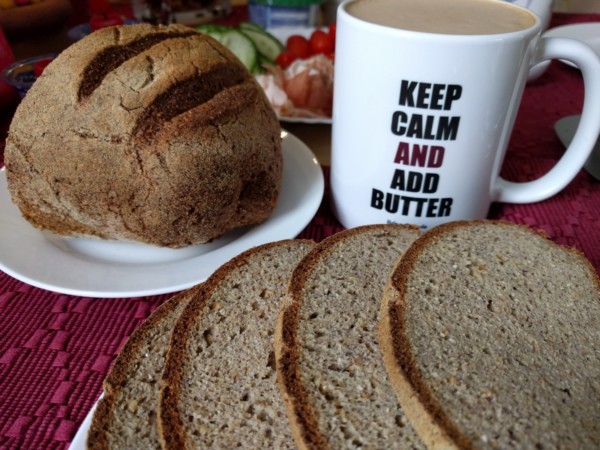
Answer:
xmin=286 ymin=35 xmax=311 ymax=59
xmin=309 ymin=29 xmax=334 ymax=55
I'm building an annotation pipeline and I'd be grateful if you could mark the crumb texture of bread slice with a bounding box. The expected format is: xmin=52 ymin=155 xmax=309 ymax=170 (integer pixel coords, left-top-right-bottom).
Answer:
xmin=86 ymin=292 xmax=191 ymax=449
xmin=159 ymin=239 xmax=315 ymax=449
xmin=276 ymin=224 xmax=425 ymax=450
xmin=382 ymin=220 xmax=600 ymax=449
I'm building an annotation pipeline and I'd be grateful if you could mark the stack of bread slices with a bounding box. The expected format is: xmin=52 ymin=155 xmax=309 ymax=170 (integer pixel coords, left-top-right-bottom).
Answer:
xmin=86 ymin=220 xmax=600 ymax=450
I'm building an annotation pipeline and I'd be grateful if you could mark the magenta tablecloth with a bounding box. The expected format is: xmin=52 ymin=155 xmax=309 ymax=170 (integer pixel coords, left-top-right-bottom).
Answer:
xmin=1 ymin=12 xmax=600 ymax=449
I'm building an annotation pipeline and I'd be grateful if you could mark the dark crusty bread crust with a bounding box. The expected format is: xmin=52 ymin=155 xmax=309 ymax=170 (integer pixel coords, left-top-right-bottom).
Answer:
xmin=159 ymin=239 xmax=315 ymax=449
xmin=379 ymin=220 xmax=600 ymax=450
xmin=87 ymin=292 xmax=191 ymax=449
xmin=5 ymin=24 xmax=282 ymax=248
xmin=275 ymin=224 xmax=425 ymax=450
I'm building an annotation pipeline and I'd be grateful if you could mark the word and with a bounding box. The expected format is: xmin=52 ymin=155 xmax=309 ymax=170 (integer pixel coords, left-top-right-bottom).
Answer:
xmin=393 ymin=142 xmax=444 ymax=167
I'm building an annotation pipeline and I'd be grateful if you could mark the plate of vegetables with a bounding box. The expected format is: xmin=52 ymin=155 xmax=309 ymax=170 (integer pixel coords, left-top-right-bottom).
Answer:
xmin=196 ymin=23 xmax=335 ymax=123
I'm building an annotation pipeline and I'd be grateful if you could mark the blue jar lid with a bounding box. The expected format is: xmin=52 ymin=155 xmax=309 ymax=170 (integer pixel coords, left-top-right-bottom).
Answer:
xmin=250 ymin=0 xmax=323 ymax=6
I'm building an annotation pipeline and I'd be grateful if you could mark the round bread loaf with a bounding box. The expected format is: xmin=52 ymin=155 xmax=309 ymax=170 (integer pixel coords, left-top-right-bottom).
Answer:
xmin=4 ymin=24 xmax=282 ymax=248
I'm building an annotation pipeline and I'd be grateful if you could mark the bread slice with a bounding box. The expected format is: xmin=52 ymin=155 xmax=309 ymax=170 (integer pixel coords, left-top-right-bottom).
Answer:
xmin=379 ymin=220 xmax=600 ymax=449
xmin=158 ymin=239 xmax=315 ymax=449
xmin=275 ymin=224 xmax=425 ymax=449
xmin=86 ymin=292 xmax=191 ymax=449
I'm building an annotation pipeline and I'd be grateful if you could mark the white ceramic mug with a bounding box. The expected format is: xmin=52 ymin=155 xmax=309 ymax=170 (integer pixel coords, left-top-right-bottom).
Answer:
xmin=330 ymin=0 xmax=600 ymax=231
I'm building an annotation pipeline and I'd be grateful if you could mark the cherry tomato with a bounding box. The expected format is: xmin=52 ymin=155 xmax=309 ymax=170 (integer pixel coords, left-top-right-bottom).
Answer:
xmin=309 ymin=29 xmax=334 ymax=55
xmin=275 ymin=50 xmax=298 ymax=69
xmin=286 ymin=35 xmax=311 ymax=59
xmin=328 ymin=23 xmax=337 ymax=48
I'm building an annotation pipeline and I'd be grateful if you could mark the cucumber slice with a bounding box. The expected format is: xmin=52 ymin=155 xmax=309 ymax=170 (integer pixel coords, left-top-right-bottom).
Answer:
xmin=196 ymin=24 xmax=231 ymax=38
xmin=195 ymin=24 xmax=280 ymax=73
xmin=238 ymin=23 xmax=284 ymax=62
xmin=253 ymin=52 xmax=275 ymax=74
xmin=238 ymin=22 xmax=264 ymax=33
xmin=216 ymin=29 xmax=259 ymax=73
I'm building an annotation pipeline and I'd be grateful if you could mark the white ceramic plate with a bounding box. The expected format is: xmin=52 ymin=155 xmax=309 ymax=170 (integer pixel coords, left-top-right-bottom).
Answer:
xmin=70 ymin=396 xmax=100 ymax=449
xmin=266 ymin=26 xmax=333 ymax=125
xmin=543 ymin=23 xmax=600 ymax=68
xmin=0 ymin=131 xmax=323 ymax=298
xmin=555 ymin=114 xmax=600 ymax=181
xmin=279 ymin=115 xmax=332 ymax=124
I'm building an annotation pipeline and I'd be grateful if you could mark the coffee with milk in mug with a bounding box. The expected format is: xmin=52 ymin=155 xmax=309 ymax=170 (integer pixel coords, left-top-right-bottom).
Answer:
xmin=330 ymin=0 xmax=600 ymax=231
xmin=346 ymin=0 xmax=536 ymax=34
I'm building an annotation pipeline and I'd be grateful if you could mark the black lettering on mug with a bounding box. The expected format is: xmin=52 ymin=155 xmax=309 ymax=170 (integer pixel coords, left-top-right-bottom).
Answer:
xmin=391 ymin=112 xmax=460 ymax=140
xmin=371 ymin=189 xmax=453 ymax=217
xmin=398 ymin=80 xmax=418 ymax=107
xmin=371 ymin=188 xmax=399 ymax=213
xmin=438 ymin=197 xmax=453 ymax=216
xmin=445 ymin=85 xmax=462 ymax=110
xmin=416 ymin=82 xmax=431 ymax=108
xmin=390 ymin=169 xmax=439 ymax=193
xmin=398 ymin=80 xmax=462 ymax=110
xmin=425 ymin=197 xmax=453 ymax=217
xmin=399 ymin=195 xmax=428 ymax=216
xmin=430 ymin=84 xmax=446 ymax=110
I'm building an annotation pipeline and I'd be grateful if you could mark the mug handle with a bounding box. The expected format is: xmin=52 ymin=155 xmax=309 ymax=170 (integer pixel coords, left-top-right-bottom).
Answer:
xmin=494 ymin=36 xmax=600 ymax=203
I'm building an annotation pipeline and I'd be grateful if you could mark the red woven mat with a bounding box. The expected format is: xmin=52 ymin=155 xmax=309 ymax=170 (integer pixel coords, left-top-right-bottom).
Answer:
xmin=1 ymin=12 xmax=599 ymax=450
